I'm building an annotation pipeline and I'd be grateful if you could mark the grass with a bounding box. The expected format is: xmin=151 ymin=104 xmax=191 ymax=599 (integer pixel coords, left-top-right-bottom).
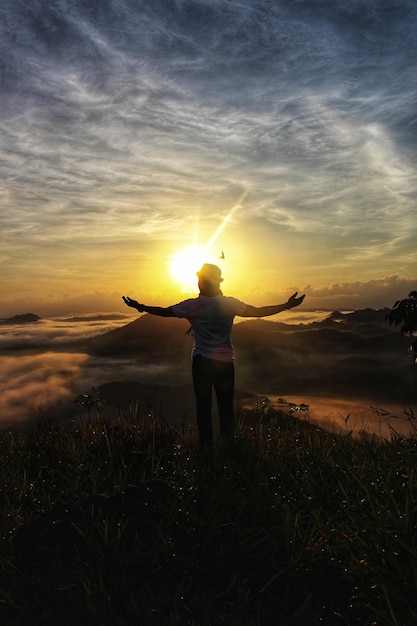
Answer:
xmin=0 ymin=402 xmax=417 ymax=625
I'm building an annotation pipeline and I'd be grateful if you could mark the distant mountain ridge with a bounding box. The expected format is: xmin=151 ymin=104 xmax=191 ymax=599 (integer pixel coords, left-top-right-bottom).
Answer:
xmin=80 ymin=309 xmax=414 ymax=403
xmin=0 ymin=313 xmax=41 ymax=325
xmin=325 ymin=308 xmax=391 ymax=326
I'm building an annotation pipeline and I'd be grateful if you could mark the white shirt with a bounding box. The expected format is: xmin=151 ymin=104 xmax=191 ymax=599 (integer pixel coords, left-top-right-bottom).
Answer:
xmin=173 ymin=295 xmax=247 ymax=361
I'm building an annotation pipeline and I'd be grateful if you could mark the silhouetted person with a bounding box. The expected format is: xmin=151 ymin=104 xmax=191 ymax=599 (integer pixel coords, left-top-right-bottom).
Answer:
xmin=123 ymin=263 xmax=305 ymax=449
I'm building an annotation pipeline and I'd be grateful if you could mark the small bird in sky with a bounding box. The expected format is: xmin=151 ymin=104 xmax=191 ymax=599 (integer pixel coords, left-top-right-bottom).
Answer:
xmin=219 ymin=251 xmax=225 ymax=259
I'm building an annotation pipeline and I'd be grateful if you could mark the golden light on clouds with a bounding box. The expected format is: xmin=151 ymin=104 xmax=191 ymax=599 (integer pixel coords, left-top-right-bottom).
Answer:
xmin=1 ymin=1 xmax=416 ymax=317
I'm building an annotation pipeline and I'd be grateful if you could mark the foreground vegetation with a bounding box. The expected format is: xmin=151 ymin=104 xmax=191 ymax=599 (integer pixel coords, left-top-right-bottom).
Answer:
xmin=1 ymin=403 xmax=417 ymax=625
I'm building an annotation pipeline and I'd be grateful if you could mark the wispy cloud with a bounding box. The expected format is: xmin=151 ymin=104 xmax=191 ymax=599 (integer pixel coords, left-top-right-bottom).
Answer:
xmin=0 ymin=0 xmax=416 ymax=313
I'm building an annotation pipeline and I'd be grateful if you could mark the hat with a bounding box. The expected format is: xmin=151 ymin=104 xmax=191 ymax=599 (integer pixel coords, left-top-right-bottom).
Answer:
xmin=196 ymin=263 xmax=224 ymax=283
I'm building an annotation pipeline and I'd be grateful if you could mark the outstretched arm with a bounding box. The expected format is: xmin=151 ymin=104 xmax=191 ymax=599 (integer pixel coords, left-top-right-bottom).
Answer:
xmin=122 ymin=296 xmax=175 ymax=317
xmin=240 ymin=292 xmax=305 ymax=318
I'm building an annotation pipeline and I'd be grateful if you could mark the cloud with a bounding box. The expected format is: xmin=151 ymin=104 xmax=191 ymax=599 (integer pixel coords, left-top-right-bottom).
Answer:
xmin=0 ymin=353 xmax=87 ymax=426
xmin=0 ymin=0 xmax=416 ymax=312
xmin=0 ymin=315 xmax=130 ymax=348
xmin=0 ymin=349 xmax=180 ymax=428
xmin=303 ymin=275 xmax=416 ymax=309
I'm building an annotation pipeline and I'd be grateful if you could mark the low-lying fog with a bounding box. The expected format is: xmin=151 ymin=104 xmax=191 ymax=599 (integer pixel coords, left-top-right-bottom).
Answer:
xmin=1 ymin=311 xmax=415 ymax=438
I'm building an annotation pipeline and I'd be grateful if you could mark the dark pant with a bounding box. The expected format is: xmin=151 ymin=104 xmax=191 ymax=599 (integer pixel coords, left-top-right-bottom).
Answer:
xmin=192 ymin=355 xmax=235 ymax=447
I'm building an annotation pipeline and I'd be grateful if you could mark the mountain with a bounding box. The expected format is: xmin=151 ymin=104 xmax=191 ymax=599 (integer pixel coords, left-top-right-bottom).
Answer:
xmin=326 ymin=308 xmax=391 ymax=324
xmin=323 ymin=308 xmax=393 ymax=334
xmin=79 ymin=311 xmax=415 ymax=404
xmin=231 ymin=317 xmax=413 ymax=401
xmin=0 ymin=313 xmax=41 ymax=325
xmin=83 ymin=315 xmax=191 ymax=361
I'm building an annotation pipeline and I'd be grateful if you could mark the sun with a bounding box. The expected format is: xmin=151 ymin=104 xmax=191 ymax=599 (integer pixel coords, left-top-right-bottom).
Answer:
xmin=169 ymin=245 xmax=208 ymax=291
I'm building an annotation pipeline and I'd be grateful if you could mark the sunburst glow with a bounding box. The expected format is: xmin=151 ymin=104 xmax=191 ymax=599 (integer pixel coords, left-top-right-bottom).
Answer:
xmin=169 ymin=245 xmax=209 ymax=291
xmin=168 ymin=192 xmax=247 ymax=292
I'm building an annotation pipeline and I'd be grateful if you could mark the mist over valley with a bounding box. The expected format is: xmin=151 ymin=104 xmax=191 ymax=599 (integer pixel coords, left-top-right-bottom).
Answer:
xmin=1 ymin=309 xmax=415 ymax=435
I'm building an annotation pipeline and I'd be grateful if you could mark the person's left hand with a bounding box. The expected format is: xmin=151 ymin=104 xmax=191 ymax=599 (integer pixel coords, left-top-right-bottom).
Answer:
xmin=286 ymin=292 xmax=305 ymax=309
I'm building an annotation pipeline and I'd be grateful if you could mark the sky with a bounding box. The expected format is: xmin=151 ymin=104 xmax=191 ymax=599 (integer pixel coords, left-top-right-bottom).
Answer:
xmin=1 ymin=0 xmax=417 ymax=317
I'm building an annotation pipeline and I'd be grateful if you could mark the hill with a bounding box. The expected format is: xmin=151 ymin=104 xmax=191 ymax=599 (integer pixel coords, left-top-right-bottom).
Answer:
xmin=94 ymin=380 xmax=256 ymax=421
xmin=326 ymin=307 xmax=392 ymax=326
xmin=79 ymin=311 xmax=415 ymax=404
xmin=83 ymin=314 xmax=191 ymax=361
xmin=0 ymin=313 xmax=41 ymax=325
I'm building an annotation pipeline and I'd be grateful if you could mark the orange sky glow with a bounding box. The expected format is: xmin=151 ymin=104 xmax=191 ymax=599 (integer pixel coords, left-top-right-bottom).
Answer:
xmin=1 ymin=2 xmax=416 ymax=318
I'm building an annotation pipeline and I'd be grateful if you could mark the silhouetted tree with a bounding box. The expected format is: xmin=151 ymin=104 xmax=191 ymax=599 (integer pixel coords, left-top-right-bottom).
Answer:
xmin=386 ymin=291 xmax=417 ymax=363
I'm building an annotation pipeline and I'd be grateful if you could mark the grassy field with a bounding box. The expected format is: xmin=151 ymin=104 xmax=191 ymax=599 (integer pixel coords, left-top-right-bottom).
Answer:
xmin=1 ymin=402 xmax=416 ymax=625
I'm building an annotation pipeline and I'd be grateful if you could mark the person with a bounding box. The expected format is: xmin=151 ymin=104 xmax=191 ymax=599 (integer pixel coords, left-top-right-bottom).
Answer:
xmin=123 ymin=263 xmax=305 ymax=448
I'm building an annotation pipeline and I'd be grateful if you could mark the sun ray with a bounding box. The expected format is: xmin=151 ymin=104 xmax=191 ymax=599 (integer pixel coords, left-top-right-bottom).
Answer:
xmin=168 ymin=190 xmax=249 ymax=291
xmin=204 ymin=189 xmax=249 ymax=251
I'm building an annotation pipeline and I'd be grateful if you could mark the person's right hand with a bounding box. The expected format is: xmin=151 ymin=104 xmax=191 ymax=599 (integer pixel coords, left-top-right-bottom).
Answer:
xmin=286 ymin=292 xmax=305 ymax=309
xmin=122 ymin=296 xmax=145 ymax=312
